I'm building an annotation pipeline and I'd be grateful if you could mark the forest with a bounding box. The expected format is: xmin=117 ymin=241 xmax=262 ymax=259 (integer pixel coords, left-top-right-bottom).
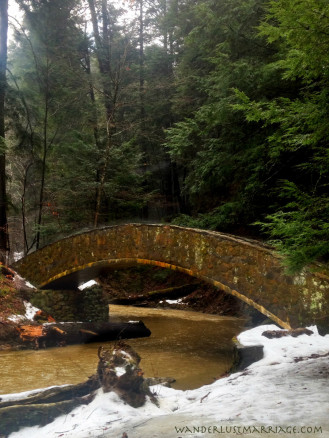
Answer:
xmin=0 ymin=0 xmax=328 ymax=272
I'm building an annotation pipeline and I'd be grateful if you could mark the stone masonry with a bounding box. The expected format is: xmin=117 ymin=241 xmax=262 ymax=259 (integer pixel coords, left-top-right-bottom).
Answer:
xmin=13 ymin=224 xmax=329 ymax=330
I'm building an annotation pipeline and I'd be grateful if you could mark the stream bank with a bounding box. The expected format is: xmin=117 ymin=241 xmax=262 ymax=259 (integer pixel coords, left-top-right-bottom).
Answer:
xmin=4 ymin=324 xmax=329 ymax=438
xmin=0 ymin=264 xmax=261 ymax=351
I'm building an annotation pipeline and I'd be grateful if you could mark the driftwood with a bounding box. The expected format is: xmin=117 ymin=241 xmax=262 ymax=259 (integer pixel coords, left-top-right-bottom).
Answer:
xmin=16 ymin=321 xmax=151 ymax=348
xmin=0 ymin=377 xmax=100 ymax=409
xmin=108 ymin=283 xmax=200 ymax=305
xmin=0 ymin=377 xmax=100 ymax=436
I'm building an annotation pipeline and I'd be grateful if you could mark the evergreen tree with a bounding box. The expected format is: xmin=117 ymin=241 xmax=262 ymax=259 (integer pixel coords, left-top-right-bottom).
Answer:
xmin=8 ymin=0 xmax=93 ymax=250
xmin=166 ymin=0 xmax=287 ymax=232
xmin=236 ymin=0 xmax=329 ymax=271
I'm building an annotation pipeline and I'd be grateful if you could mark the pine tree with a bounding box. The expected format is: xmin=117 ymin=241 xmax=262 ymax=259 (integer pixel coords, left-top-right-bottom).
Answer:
xmin=8 ymin=0 xmax=93 ymax=250
xmin=236 ymin=0 xmax=329 ymax=271
xmin=166 ymin=0 xmax=286 ymax=232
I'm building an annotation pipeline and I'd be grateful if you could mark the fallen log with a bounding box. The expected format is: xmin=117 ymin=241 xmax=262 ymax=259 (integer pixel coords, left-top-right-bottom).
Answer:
xmin=0 ymin=374 xmax=100 ymax=436
xmin=16 ymin=320 xmax=151 ymax=348
xmin=108 ymin=283 xmax=201 ymax=305
xmin=0 ymin=393 xmax=96 ymax=436
xmin=0 ymin=376 xmax=100 ymax=409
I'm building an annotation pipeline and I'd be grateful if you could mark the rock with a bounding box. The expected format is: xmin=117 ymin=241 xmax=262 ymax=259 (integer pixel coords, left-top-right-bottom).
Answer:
xmin=231 ymin=344 xmax=264 ymax=371
xmin=289 ymin=327 xmax=314 ymax=337
xmin=262 ymin=327 xmax=314 ymax=339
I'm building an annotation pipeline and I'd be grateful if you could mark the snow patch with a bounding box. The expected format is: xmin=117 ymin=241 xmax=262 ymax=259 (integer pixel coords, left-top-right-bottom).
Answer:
xmin=114 ymin=367 xmax=126 ymax=377
xmin=8 ymin=300 xmax=40 ymax=322
xmin=12 ymin=251 xmax=24 ymax=262
xmin=7 ymin=325 xmax=329 ymax=438
xmin=165 ymin=298 xmax=185 ymax=304
xmin=13 ymin=272 xmax=36 ymax=289
xmin=78 ymin=280 xmax=98 ymax=290
xmin=25 ymin=281 xmax=36 ymax=289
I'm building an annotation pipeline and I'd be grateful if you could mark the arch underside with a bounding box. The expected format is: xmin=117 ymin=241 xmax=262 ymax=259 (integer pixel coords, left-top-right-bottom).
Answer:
xmin=41 ymin=257 xmax=291 ymax=330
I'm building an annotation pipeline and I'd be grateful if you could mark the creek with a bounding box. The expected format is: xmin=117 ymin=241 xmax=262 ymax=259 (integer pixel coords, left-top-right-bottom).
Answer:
xmin=0 ymin=305 xmax=246 ymax=394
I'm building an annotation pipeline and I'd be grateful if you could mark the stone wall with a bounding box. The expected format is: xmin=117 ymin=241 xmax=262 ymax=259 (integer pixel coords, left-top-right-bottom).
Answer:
xmin=14 ymin=224 xmax=329 ymax=330
xmin=29 ymin=287 xmax=109 ymax=322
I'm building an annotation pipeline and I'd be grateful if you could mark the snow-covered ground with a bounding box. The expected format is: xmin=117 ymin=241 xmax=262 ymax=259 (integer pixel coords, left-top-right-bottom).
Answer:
xmin=4 ymin=324 xmax=329 ymax=437
xmin=7 ymin=300 xmax=40 ymax=322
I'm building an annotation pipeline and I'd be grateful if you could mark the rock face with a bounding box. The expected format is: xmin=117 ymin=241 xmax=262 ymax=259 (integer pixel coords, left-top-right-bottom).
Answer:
xmin=97 ymin=342 xmax=158 ymax=408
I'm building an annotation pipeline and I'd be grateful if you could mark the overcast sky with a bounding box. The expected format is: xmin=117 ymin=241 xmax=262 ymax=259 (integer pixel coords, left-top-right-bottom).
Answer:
xmin=7 ymin=1 xmax=136 ymax=41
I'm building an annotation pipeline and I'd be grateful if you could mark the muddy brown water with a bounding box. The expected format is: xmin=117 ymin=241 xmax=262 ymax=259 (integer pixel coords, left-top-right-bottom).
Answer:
xmin=0 ymin=305 xmax=246 ymax=394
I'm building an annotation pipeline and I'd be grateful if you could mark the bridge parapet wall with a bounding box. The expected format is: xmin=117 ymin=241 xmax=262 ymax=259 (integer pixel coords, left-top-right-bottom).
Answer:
xmin=13 ymin=224 xmax=329 ymax=330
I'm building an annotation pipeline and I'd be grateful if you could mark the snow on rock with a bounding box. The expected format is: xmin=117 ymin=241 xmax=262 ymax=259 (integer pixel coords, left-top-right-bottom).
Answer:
xmin=7 ymin=325 xmax=329 ymax=438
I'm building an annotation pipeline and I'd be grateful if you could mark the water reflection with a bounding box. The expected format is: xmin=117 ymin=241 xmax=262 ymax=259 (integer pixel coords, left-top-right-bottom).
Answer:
xmin=0 ymin=306 xmax=246 ymax=394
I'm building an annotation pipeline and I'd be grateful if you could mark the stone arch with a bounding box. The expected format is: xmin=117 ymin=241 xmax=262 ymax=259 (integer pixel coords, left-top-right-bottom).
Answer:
xmin=13 ymin=224 xmax=329 ymax=330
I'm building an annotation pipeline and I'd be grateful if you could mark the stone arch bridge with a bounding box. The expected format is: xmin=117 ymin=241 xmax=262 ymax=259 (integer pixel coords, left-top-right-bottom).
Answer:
xmin=13 ymin=224 xmax=329 ymax=330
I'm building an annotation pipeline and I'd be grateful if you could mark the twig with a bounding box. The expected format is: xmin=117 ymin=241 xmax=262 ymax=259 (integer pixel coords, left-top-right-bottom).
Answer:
xmin=200 ymin=392 xmax=211 ymax=403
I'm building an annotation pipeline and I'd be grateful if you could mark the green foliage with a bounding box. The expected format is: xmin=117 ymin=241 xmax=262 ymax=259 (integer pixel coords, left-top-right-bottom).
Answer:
xmin=5 ymin=0 xmax=329 ymax=273
xmin=256 ymin=182 xmax=329 ymax=272
xmin=7 ymin=0 xmax=148 ymax=249
xmin=166 ymin=0 xmax=283 ymax=230
xmin=171 ymin=202 xmax=244 ymax=231
xmin=236 ymin=0 xmax=329 ymax=270
xmin=258 ymin=0 xmax=329 ymax=82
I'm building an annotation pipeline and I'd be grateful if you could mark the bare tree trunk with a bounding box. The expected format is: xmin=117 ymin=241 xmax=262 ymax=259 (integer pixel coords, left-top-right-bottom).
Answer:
xmin=139 ymin=0 xmax=145 ymax=126
xmin=21 ymin=162 xmax=34 ymax=254
xmin=88 ymin=0 xmax=114 ymax=228
xmin=0 ymin=0 xmax=9 ymax=263
xmin=35 ymin=84 xmax=49 ymax=250
xmin=82 ymin=42 xmax=103 ymax=225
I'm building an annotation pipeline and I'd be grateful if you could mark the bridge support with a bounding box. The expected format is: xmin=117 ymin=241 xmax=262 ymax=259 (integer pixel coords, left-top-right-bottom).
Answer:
xmin=28 ymin=286 xmax=109 ymax=322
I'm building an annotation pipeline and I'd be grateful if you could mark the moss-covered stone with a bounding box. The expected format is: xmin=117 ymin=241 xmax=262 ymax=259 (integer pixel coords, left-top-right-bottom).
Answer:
xmin=29 ymin=287 xmax=108 ymax=322
xmin=13 ymin=224 xmax=329 ymax=331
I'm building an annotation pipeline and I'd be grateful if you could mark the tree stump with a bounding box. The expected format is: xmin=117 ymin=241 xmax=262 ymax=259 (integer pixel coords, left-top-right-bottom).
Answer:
xmin=97 ymin=342 xmax=158 ymax=408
